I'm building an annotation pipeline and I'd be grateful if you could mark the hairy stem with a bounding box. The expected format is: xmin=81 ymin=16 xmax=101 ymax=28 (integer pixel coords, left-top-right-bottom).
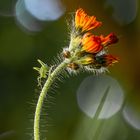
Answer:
xmin=34 ymin=60 xmax=68 ymax=140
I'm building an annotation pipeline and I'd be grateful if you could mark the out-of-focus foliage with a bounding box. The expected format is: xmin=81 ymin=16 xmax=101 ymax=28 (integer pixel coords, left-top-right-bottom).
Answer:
xmin=0 ymin=0 xmax=140 ymax=140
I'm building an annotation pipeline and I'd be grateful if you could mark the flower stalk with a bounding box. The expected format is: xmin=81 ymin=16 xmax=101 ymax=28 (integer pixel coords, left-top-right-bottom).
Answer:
xmin=34 ymin=60 xmax=68 ymax=140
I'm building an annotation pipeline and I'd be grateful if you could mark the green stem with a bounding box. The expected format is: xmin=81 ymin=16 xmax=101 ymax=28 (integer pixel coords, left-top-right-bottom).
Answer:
xmin=34 ymin=60 xmax=68 ymax=140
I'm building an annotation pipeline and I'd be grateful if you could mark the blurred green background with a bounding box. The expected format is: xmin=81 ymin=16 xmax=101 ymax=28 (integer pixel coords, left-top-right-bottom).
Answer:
xmin=0 ymin=0 xmax=140 ymax=140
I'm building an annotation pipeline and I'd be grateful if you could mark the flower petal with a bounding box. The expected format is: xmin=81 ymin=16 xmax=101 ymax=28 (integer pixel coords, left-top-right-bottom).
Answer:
xmin=75 ymin=8 xmax=102 ymax=32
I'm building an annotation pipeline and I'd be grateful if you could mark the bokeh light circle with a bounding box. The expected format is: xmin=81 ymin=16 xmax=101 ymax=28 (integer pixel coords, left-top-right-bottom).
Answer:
xmin=77 ymin=75 xmax=124 ymax=119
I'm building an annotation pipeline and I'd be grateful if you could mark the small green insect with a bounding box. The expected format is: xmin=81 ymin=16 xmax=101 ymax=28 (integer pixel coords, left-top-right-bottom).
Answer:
xmin=33 ymin=59 xmax=49 ymax=87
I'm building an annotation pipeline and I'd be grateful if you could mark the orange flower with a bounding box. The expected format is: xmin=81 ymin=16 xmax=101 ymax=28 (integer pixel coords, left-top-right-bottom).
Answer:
xmin=64 ymin=8 xmax=119 ymax=72
xmin=104 ymin=54 xmax=119 ymax=66
xmin=75 ymin=8 xmax=102 ymax=32
xmin=100 ymin=33 xmax=118 ymax=46
xmin=82 ymin=33 xmax=103 ymax=53
xmin=95 ymin=54 xmax=118 ymax=67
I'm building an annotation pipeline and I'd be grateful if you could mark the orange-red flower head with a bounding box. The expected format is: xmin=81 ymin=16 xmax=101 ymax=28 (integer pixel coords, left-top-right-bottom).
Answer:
xmin=75 ymin=8 xmax=102 ymax=32
xmin=104 ymin=54 xmax=119 ymax=66
xmin=82 ymin=33 xmax=103 ymax=53
xmin=100 ymin=33 xmax=119 ymax=46
xmin=63 ymin=8 xmax=119 ymax=73
xmin=95 ymin=54 xmax=119 ymax=67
